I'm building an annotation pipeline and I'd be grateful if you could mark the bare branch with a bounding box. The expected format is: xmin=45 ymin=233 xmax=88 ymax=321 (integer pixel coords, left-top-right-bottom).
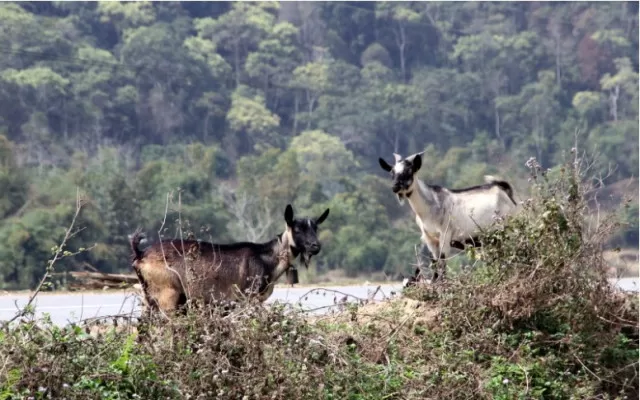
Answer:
xmin=2 ymin=188 xmax=88 ymax=327
xmin=219 ymin=183 xmax=275 ymax=242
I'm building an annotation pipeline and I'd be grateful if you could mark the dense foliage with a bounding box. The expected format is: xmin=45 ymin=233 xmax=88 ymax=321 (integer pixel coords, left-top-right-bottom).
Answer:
xmin=0 ymin=1 xmax=637 ymax=288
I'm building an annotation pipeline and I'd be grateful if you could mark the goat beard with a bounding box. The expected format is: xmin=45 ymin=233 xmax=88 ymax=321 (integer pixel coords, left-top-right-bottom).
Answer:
xmin=396 ymin=193 xmax=406 ymax=206
xmin=299 ymin=251 xmax=313 ymax=269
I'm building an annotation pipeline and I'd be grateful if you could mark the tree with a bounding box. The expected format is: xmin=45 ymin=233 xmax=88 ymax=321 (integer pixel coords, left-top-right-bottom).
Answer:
xmin=194 ymin=2 xmax=279 ymax=87
xmin=290 ymin=61 xmax=332 ymax=130
xmin=599 ymin=57 xmax=639 ymax=122
xmin=497 ymin=70 xmax=562 ymax=166
xmin=245 ymin=22 xmax=302 ymax=93
xmin=120 ymin=22 xmax=212 ymax=144
xmin=0 ymin=135 xmax=29 ymax=219
xmin=572 ymin=91 xmax=605 ymax=126
xmin=289 ymin=130 xmax=357 ymax=200
xmin=226 ymin=87 xmax=281 ymax=156
xmin=96 ymin=1 xmax=156 ymax=41
xmin=375 ymin=2 xmax=423 ymax=82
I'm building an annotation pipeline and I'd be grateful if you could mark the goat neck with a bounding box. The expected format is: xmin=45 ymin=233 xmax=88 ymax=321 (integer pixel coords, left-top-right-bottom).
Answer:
xmin=404 ymin=180 xmax=440 ymax=224
xmin=271 ymin=230 xmax=295 ymax=282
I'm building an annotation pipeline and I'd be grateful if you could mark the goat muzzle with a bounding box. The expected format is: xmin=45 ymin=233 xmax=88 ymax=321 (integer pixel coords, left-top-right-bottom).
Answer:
xmin=308 ymin=243 xmax=321 ymax=255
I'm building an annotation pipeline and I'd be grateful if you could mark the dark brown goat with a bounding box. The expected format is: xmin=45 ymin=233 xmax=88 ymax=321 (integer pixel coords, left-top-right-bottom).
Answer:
xmin=130 ymin=204 xmax=329 ymax=315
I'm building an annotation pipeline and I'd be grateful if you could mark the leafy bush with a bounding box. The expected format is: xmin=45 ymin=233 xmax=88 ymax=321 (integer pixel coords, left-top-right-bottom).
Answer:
xmin=0 ymin=301 xmax=415 ymax=400
xmin=0 ymin=316 xmax=175 ymax=399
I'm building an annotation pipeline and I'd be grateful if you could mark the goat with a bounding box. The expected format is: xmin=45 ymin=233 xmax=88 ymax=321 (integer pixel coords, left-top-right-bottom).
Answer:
xmin=130 ymin=204 xmax=330 ymax=315
xmin=379 ymin=151 xmax=517 ymax=283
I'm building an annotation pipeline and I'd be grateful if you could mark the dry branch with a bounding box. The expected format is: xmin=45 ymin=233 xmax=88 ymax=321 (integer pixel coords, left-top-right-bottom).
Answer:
xmin=52 ymin=271 xmax=139 ymax=290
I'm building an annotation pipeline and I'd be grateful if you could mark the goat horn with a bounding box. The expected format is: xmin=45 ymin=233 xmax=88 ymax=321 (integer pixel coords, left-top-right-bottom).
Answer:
xmin=393 ymin=153 xmax=402 ymax=163
xmin=406 ymin=151 xmax=425 ymax=161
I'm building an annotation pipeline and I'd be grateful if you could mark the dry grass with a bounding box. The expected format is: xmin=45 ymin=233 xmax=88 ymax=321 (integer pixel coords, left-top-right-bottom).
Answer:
xmin=310 ymin=296 xmax=439 ymax=331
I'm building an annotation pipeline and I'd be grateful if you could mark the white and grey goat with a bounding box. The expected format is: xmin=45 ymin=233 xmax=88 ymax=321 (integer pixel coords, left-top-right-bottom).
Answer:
xmin=379 ymin=152 xmax=518 ymax=283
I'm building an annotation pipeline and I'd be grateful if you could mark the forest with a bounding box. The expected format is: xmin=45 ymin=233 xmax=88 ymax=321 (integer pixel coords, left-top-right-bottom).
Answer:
xmin=0 ymin=1 xmax=637 ymax=289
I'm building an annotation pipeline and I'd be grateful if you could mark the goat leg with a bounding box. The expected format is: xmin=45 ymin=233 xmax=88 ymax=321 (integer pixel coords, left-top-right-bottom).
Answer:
xmin=430 ymin=254 xmax=447 ymax=283
xmin=438 ymin=254 xmax=447 ymax=282
xmin=429 ymin=256 xmax=439 ymax=282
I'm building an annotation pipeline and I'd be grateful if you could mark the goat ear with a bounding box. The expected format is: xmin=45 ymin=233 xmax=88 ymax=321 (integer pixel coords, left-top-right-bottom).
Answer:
xmin=412 ymin=154 xmax=422 ymax=173
xmin=284 ymin=204 xmax=294 ymax=227
xmin=315 ymin=208 xmax=330 ymax=225
xmin=378 ymin=158 xmax=392 ymax=172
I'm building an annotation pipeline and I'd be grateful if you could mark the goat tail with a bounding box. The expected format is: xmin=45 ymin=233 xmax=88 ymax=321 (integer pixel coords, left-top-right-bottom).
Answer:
xmin=484 ymin=175 xmax=517 ymax=205
xmin=129 ymin=228 xmax=147 ymax=263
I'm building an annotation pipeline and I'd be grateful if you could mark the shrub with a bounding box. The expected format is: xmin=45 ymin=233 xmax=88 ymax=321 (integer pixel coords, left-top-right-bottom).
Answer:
xmin=405 ymin=150 xmax=639 ymax=399
xmin=1 ymin=301 xmax=415 ymax=400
